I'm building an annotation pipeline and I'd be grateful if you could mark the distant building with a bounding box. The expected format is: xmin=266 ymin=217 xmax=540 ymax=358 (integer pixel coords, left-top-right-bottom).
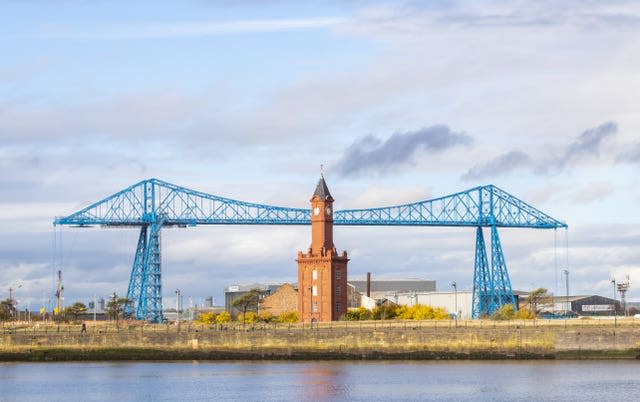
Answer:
xmin=349 ymin=278 xmax=436 ymax=303
xmin=224 ymin=283 xmax=282 ymax=316
xmin=393 ymin=291 xmax=473 ymax=319
xmin=78 ymin=298 xmax=108 ymax=321
xmin=354 ymin=288 xmax=528 ymax=320
xmin=260 ymin=283 xmax=298 ymax=317
xmin=204 ymin=296 xmax=214 ymax=308
xmin=531 ymin=295 xmax=622 ymax=316
xmin=347 ymin=277 xmax=438 ymax=310
xmin=349 ymin=278 xmax=436 ymax=294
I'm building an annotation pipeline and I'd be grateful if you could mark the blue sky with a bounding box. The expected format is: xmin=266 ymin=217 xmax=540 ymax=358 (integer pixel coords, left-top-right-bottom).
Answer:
xmin=1 ymin=1 xmax=639 ymax=309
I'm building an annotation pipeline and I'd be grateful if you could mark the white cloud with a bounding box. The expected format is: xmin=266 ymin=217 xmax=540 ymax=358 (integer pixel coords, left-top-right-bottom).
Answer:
xmin=570 ymin=182 xmax=615 ymax=204
xmin=345 ymin=185 xmax=431 ymax=209
xmin=42 ymin=17 xmax=349 ymax=40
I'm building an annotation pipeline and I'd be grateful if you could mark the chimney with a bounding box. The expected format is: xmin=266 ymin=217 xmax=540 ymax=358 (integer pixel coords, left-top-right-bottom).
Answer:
xmin=366 ymin=272 xmax=371 ymax=298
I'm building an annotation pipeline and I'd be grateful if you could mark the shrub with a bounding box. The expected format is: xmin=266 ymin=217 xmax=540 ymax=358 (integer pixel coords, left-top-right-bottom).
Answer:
xmin=196 ymin=311 xmax=216 ymax=324
xmin=372 ymin=304 xmax=401 ymax=320
xmin=237 ymin=311 xmax=258 ymax=324
xmin=258 ymin=311 xmax=275 ymax=323
xmin=346 ymin=307 xmax=371 ymax=321
xmin=491 ymin=304 xmax=516 ymax=320
xmin=215 ymin=311 xmax=231 ymax=324
xmin=278 ymin=311 xmax=298 ymax=323
xmin=515 ymin=307 xmax=535 ymax=319
xmin=397 ymin=304 xmax=450 ymax=320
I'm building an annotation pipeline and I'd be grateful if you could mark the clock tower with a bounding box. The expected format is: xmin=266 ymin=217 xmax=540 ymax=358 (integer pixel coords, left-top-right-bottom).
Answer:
xmin=297 ymin=175 xmax=349 ymax=322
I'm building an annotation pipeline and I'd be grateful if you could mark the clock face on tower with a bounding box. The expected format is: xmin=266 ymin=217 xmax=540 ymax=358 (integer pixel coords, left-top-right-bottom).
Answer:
xmin=313 ymin=207 xmax=320 ymax=216
xmin=325 ymin=206 xmax=332 ymax=216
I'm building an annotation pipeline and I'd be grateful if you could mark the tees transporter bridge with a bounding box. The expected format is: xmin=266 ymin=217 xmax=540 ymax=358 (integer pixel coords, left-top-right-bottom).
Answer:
xmin=54 ymin=178 xmax=567 ymax=322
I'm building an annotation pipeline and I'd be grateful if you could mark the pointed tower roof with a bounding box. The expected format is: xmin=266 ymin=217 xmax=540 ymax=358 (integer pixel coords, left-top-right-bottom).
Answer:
xmin=312 ymin=176 xmax=333 ymax=201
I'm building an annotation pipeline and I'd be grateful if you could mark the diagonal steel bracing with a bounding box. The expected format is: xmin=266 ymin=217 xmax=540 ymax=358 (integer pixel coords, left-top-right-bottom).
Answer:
xmin=126 ymin=226 xmax=147 ymax=318
xmin=490 ymin=225 xmax=516 ymax=311
xmin=472 ymin=227 xmax=492 ymax=318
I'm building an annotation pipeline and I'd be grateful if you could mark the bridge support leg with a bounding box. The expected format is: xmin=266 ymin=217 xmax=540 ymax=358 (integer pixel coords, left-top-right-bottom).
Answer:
xmin=472 ymin=227 xmax=492 ymax=318
xmin=125 ymin=223 xmax=164 ymax=323
xmin=145 ymin=222 xmax=163 ymax=323
xmin=127 ymin=226 xmax=148 ymax=319
xmin=490 ymin=225 xmax=516 ymax=312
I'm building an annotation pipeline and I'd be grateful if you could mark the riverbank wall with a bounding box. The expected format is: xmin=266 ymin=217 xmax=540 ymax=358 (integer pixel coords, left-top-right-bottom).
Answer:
xmin=1 ymin=319 xmax=639 ymax=361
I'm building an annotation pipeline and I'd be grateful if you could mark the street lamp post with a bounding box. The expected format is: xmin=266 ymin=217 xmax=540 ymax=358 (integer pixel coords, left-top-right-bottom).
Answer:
xmin=611 ymin=279 xmax=617 ymax=327
xmin=7 ymin=284 xmax=22 ymax=319
xmin=451 ymin=281 xmax=458 ymax=326
xmin=563 ymin=270 xmax=569 ymax=312
xmin=175 ymin=289 xmax=181 ymax=323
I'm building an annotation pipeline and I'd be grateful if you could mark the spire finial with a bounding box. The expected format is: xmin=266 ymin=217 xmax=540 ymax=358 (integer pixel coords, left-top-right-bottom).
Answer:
xmin=320 ymin=164 xmax=324 ymax=178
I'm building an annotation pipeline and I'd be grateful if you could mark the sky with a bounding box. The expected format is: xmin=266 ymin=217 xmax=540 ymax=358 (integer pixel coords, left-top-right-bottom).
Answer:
xmin=1 ymin=0 xmax=639 ymax=310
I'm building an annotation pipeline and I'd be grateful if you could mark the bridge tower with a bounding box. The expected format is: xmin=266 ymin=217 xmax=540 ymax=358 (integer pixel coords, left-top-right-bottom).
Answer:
xmin=297 ymin=176 xmax=349 ymax=322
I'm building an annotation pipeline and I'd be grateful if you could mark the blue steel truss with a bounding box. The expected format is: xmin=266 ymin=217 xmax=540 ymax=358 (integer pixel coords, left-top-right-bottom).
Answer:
xmin=54 ymin=178 xmax=567 ymax=322
xmin=472 ymin=227 xmax=492 ymax=318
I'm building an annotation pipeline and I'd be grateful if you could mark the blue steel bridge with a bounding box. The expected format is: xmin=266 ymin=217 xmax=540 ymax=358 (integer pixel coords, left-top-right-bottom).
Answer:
xmin=53 ymin=178 xmax=567 ymax=322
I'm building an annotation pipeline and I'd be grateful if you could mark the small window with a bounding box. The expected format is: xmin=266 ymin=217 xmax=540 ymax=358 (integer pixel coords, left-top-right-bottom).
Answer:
xmin=312 ymin=301 xmax=318 ymax=312
xmin=336 ymin=286 xmax=341 ymax=296
xmin=312 ymin=270 xmax=317 ymax=280
xmin=336 ymin=302 xmax=342 ymax=312
xmin=335 ymin=269 xmax=341 ymax=280
xmin=312 ymin=285 xmax=317 ymax=296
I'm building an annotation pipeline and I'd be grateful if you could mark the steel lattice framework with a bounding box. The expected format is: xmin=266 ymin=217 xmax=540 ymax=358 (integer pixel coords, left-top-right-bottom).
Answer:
xmin=54 ymin=178 xmax=566 ymax=322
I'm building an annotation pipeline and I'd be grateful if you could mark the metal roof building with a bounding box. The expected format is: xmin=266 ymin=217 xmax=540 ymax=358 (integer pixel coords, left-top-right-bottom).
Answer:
xmin=348 ymin=278 xmax=436 ymax=294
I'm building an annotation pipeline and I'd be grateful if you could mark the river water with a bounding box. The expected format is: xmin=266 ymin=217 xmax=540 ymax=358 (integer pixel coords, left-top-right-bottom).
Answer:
xmin=1 ymin=360 xmax=638 ymax=401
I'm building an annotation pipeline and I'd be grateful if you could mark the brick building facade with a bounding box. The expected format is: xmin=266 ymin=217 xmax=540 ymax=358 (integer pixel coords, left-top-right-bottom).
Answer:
xmin=260 ymin=283 xmax=298 ymax=317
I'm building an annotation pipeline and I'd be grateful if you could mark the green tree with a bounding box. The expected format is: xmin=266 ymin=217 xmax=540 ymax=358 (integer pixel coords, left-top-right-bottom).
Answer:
xmin=106 ymin=294 xmax=132 ymax=327
xmin=526 ymin=288 xmax=548 ymax=315
xmin=66 ymin=302 xmax=87 ymax=322
xmin=231 ymin=288 xmax=262 ymax=328
xmin=0 ymin=299 xmax=13 ymax=321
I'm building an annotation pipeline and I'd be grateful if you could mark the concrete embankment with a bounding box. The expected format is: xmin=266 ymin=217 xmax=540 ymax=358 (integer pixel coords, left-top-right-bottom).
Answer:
xmin=1 ymin=320 xmax=639 ymax=361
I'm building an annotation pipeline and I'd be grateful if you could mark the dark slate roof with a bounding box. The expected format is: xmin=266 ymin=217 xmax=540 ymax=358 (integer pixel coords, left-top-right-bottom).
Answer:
xmin=313 ymin=176 xmax=333 ymax=200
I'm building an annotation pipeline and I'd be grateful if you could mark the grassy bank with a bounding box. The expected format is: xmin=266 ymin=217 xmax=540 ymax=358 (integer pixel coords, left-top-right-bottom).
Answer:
xmin=1 ymin=319 xmax=639 ymax=361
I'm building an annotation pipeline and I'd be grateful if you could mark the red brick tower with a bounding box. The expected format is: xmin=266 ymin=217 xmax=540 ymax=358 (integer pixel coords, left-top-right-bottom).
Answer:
xmin=297 ymin=176 xmax=349 ymax=322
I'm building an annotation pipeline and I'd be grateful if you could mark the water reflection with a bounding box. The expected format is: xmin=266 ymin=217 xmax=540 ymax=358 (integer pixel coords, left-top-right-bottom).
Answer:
xmin=1 ymin=361 xmax=640 ymax=402
xmin=297 ymin=363 xmax=347 ymax=401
